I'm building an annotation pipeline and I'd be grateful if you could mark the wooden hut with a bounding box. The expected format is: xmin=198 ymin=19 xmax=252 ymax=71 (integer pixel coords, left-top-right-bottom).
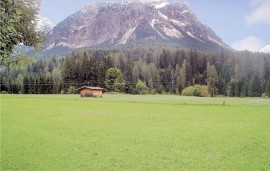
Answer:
xmin=77 ymin=86 xmax=106 ymax=98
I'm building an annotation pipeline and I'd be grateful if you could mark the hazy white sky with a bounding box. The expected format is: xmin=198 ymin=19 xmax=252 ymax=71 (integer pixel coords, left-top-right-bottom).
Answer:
xmin=40 ymin=0 xmax=270 ymax=51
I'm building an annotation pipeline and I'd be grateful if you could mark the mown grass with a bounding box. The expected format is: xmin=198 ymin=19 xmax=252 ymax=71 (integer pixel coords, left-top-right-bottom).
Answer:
xmin=1 ymin=94 xmax=270 ymax=170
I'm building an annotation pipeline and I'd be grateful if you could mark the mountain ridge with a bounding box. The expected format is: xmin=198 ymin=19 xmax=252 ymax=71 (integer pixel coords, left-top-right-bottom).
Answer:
xmin=260 ymin=45 xmax=270 ymax=54
xmin=43 ymin=1 xmax=232 ymax=53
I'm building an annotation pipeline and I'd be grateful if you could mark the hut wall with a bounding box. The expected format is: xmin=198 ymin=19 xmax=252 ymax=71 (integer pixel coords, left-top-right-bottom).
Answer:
xmin=80 ymin=88 xmax=103 ymax=97
xmin=91 ymin=90 xmax=103 ymax=97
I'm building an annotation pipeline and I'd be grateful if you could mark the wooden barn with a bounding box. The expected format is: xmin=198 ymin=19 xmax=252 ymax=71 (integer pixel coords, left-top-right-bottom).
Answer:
xmin=77 ymin=86 xmax=106 ymax=98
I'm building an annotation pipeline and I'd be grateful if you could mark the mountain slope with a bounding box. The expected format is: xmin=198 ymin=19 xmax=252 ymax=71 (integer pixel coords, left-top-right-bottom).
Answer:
xmin=44 ymin=1 xmax=232 ymax=52
xmin=260 ymin=45 xmax=270 ymax=54
xmin=37 ymin=15 xmax=54 ymax=33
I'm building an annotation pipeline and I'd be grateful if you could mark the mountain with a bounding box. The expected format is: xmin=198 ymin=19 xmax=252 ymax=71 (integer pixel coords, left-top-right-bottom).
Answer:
xmin=14 ymin=16 xmax=55 ymax=54
xmin=260 ymin=45 xmax=270 ymax=54
xmin=36 ymin=15 xmax=55 ymax=33
xmin=43 ymin=0 xmax=232 ymax=52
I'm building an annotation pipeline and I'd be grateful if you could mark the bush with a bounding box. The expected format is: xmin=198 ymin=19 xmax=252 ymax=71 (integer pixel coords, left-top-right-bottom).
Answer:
xmin=181 ymin=85 xmax=210 ymax=97
xmin=1 ymin=91 xmax=8 ymax=94
xmin=175 ymin=89 xmax=180 ymax=96
xmin=60 ymin=90 xmax=66 ymax=94
xmin=67 ymin=86 xmax=76 ymax=94
xmin=262 ymin=93 xmax=269 ymax=98
xmin=155 ymin=84 xmax=164 ymax=94
xmin=135 ymin=80 xmax=148 ymax=94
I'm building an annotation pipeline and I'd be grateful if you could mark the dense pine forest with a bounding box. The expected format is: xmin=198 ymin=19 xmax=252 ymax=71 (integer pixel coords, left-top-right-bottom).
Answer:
xmin=1 ymin=47 xmax=270 ymax=97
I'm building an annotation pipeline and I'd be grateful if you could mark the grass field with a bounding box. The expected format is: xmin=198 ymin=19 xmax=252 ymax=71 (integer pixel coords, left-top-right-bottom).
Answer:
xmin=1 ymin=94 xmax=270 ymax=170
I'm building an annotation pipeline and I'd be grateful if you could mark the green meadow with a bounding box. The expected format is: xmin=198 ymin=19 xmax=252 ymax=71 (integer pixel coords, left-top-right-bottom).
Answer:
xmin=1 ymin=94 xmax=270 ymax=170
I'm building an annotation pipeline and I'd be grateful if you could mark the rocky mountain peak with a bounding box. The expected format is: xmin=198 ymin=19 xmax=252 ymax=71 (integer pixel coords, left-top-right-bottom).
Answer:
xmin=43 ymin=0 xmax=232 ymax=52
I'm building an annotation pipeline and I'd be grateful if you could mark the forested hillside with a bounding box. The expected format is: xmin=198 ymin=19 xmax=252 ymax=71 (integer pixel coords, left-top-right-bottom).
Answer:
xmin=1 ymin=47 xmax=270 ymax=97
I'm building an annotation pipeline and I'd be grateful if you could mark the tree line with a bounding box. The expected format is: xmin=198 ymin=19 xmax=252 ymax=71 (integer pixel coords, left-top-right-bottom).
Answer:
xmin=1 ymin=47 xmax=270 ymax=97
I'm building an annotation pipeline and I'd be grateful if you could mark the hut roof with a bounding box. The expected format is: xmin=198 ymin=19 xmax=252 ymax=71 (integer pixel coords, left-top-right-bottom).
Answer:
xmin=77 ymin=86 xmax=106 ymax=92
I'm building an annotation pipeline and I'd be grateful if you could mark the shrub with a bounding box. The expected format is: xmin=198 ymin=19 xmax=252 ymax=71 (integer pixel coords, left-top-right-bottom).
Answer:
xmin=155 ymin=84 xmax=164 ymax=94
xmin=60 ymin=90 xmax=66 ymax=94
xmin=135 ymin=80 xmax=148 ymax=94
xmin=181 ymin=85 xmax=210 ymax=97
xmin=175 ymin=89 xmax=180 ymax=96
xmin=67 ymin=86 xmax=76 ymax=94
xmin=1 ymin=91 xmax=8 ymax=94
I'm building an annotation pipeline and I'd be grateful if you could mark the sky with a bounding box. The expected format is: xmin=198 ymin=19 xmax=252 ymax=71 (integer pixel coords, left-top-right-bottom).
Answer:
xmin=40 ymin=0 xmax=270 ymax=51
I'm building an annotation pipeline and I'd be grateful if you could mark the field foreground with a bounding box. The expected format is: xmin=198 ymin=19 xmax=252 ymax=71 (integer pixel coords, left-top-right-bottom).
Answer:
xmin=1 ymin=94 xmax=270 ymax=170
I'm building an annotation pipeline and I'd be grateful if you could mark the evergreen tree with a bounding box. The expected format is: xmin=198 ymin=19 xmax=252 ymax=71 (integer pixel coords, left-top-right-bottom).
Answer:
xmin=1 ymin=46 xmax=270 ymax=96
xmin=23 ymin=76 xmax=29 ymax=94
xmin=46 ymin=74 xmax=53 ymax=94
xmin=35 ymin=76 xmax=40 ymax=94
xmin=175 ymin=64 xmax=181 ymax=92
xmin=253 ymin=74 xmax=263 ymax=97
xmin=220 ymin=49 xmax=225 ymax=64
xmin=159 ymin=49 xmax=169 ymax=69
xmin=62 ymin=57 xmax=72 ymax=84
xmin=207 ymin=62 xmax=218 ymax=97
xmin=179 ymin=60 xmax=187 ymax=91
xmin=52 ymin=68 xmax=62 ymax=94
xmin=215 ymin=62 xmax=224 ymax=95
xmin=185 ymin=55 xmax=193 ymax=86
xmin=175 ymin=88 xmax=180 ymax=95
xmin=28 ymin=75 xmax=35 ymax=94
xmin=80 ymin=54 xmax=89 ymax=83
xmin=242 ymin=80 xmax=249 ymax=97
xmin=234 ymin=63 xmax=240 ymax=80
xmin=265 ymin=78 xmax=270 ymax=97
xmin=39 ymin=75 xmax=46 ymax=94
xmin=229 ymin=80 xmax=235 ymax=97
xmin=105 ymin=68 xmax=126 ymax=92
xmin=148 ymin=79 xmax=154 ymax=94
xmin=248 ymin=80 xmax=254 ymax=97
xmin=234 ymin=81 xmax=239 ymax=97
xmin=96 ymin=59 xmax=106 ymax=87
xmin=87 ymin=57 xmax=97 ymax=86
xmin=16 ymin=74 xmax=24 ymax=94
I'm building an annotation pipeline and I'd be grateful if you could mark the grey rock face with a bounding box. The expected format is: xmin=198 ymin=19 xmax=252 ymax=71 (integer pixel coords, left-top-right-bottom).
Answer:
xmin=44 ymin=1 xmax=232 ymax=51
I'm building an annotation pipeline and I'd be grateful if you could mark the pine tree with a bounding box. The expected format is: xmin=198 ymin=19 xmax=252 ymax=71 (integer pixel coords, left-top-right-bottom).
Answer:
xmin=159 ymin=49 xmax=169 ymax=69
xmin=229 ymin=80 xmax=235 ymax=97
xmin=248 ymin=79 xmax=254 ymax=97
xmin=220 ymin=49 xmax=225 ymax=64
xmin=23 ymin=76 xmax=29 ymax=94
xmin=39 ymin=75 xmax=46 ymax=94
xmin=242 ymin=80 xmax=249 ymax=97
xmin=175 ymin=64 xmax=181 ymax=92
xmin=234 ymin=63 xmax=242 ymax=81
xmin=35 ymin=76 xmax=40 ymax=94
xmin=207 ymin=62 xmax=218 ymax=97
xmin=265 ymin=78 xmax=270 ymax=97
xmin=175 ymin=88 xmax=180 ymax=95
xmin=215 ymin=62 xmax=223 ymax=94
xmin=88 ymin=57 xmax=97 ymax=86
xmin=16 ymin=74 xmax=24 ymax=94
xmin=105 ymin=68 xmax=125 ymax=92
xmin=185 ymin=55 xmax=193 ymax=86
xmin=62 ymin=57 xmax=72 ymax=84
xmin=28 ymin=75 xmax=35 ymax=94
xmin=148 ymin=79 xmax=154 ymax=94
xmin=80 ymin=54 xmax=88 ymax=83
xmin=179 ymin=60 xmax=187 ymax=92
xmin=253 ymin=74 xmax=263 ymax=97
xmin=234 ymin=82 xmax=239 ymax=97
